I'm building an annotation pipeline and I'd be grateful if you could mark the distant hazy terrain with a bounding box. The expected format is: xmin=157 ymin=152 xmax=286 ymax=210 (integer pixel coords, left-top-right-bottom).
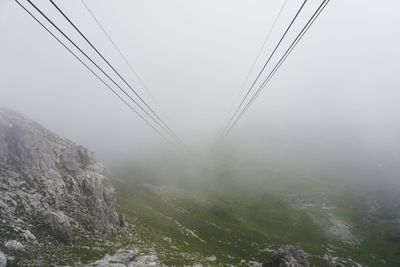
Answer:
xmin=112 ymin=154 xmax=400 ymax=266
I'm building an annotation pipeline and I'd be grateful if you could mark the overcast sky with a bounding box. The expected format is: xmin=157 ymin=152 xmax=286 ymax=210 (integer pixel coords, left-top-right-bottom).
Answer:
xmin=0 ymin=0 xmax=399 ymax=169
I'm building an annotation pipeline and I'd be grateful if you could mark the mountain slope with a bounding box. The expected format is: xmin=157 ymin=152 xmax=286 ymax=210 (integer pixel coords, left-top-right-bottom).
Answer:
xmin=113 ymin=159 xmax=400 ymax=267
xmin=0 ymin=109 xmax=122 ymax=265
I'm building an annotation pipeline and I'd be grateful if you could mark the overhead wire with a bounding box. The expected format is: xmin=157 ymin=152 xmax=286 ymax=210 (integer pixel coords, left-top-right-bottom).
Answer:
xmin=48 ymin=0 xmax=185 ymax=147
xmin=79 ymin=0 xmax=172 ymax=126
xmin=14 ymin=0 xmax=175 ymax=145
xmin=14 ymin=0 xmax=329 ymax=145
xmin=218 ymin=0 xmax=308 ymax=142
xmin=227 ymin=0 xmax=288 ymax=119
xmin=220 ymin=0 xmax=330 ymax=141
xmin=23 ymin=0 xmax=180 ymax=146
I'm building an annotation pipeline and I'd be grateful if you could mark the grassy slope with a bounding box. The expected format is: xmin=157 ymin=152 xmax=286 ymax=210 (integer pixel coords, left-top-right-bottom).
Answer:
xmin=113 ymin=166 xmax=400 ymax=266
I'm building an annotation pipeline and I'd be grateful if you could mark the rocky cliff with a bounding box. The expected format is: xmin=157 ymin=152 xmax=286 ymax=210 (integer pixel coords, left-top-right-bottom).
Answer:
xmin=0 ymin=109 xmax=121 ymax=265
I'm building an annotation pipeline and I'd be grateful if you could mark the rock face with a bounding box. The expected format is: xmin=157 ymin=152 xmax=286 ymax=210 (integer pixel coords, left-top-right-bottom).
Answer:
xmin=263 ymin=245 xmax=310 ymax=267
xmin=43 ymin=210 xmax=72 ymax=243
xmin=0 ymin=109 xmax=120 ymax=257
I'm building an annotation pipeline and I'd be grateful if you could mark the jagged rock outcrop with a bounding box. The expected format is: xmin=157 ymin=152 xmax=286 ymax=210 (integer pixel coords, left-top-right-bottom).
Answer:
xmin=43 ymin=210 xmax=72 ymax=243
xmin=263 ymin=245 xmax=310 ymax=267
xmin=0 ymin=109 xmax=121 ymax=263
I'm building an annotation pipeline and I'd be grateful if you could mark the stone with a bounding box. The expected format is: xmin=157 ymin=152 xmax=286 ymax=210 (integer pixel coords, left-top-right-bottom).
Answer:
xmin=263 ymin=245 xmax=309 ymax=267
xmin=93 ymin=259 xmax=110 ymax=267
xmin=103 ymin=249 xmax=137 ymax=264
xmin=0 ymin=250 xmax=6 ymax=267
xmin=43 ymin=210 xmax=72 ymax=244
xmin=21 ymin=229 xmax=36 ymax=241
xmin=86 ymin=250 xmax=161 ymax=267
xmin=4 ymin=240 xmax=25 ymax=252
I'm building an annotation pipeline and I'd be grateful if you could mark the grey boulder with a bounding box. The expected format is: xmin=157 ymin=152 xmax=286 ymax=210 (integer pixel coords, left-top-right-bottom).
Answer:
xmin=4 ymin=240 xmax=25 ymax=252
xmin=263 ymin=245 xmax=309 ymax=267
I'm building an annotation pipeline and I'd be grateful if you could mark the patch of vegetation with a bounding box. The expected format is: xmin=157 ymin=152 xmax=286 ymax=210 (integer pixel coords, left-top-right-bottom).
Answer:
xmin=112 ymin=164 xmax=400 ymax=267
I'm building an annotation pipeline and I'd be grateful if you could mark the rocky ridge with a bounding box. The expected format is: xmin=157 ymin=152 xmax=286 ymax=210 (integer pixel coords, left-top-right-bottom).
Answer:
xmin=0 ymin=109 xmax=121 ymax=265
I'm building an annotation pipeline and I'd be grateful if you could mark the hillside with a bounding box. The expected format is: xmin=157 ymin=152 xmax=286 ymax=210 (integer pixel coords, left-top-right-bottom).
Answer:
xmin=113 ymin=158 xmax=400 ymax=266
xmin=0 ymin=109 xmax=399 ymax=266
xmin=0 ymin=109 xmax=160 ymax=266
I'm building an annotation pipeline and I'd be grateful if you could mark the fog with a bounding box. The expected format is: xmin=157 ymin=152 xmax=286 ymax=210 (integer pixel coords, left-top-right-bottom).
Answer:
xmin=1 ymin=0 xmax=399 ymax=187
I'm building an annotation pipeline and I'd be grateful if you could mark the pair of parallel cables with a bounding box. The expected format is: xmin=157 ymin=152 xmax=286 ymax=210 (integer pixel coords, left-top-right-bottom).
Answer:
xmin=218 ymin=0 xmax=330 ymax=142
xmin=14 ymin=0 xmax=184 ymax=147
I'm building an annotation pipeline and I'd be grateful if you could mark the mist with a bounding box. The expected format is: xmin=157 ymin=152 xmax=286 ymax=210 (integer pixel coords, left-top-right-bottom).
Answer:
xmin=2 ymin=1 xmax=400 ymax=266
xmin=1 ymin=0 xmax=400 ymax=187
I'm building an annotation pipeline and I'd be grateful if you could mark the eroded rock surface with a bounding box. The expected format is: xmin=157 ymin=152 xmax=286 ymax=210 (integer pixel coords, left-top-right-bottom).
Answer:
xmin=0 ymin=109 xmax=121 ymax=264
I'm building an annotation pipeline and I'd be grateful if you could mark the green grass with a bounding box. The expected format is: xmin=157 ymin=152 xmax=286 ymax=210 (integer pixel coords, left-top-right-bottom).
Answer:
xmin=111 ymin=165 xmax=400 ymax=267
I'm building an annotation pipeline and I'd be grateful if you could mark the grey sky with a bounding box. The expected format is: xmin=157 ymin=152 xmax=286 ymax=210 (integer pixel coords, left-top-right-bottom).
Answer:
xmin=0 ymin=0 xmax=399 ymax=168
